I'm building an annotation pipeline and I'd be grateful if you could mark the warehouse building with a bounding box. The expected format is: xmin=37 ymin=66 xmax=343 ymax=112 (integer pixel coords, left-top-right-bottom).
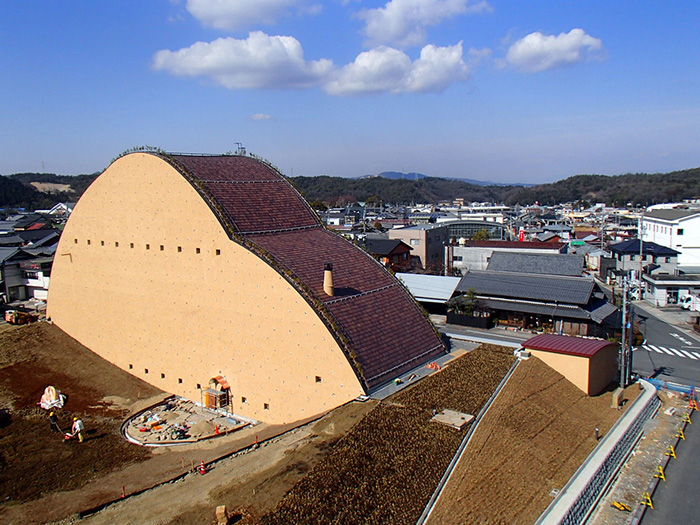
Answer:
xmin=48 ymin=152 xmax=444 ymax=424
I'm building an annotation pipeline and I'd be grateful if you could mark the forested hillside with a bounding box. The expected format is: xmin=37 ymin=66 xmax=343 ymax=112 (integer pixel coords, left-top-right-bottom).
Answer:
xmin=501 ymin=168 xmax=700 ymax=206
xmin=2 ymin=166 xmax=699 ymax=209
xmin=293 ymin=167 xmax=700 ymax=207
xmin=0 ymin=175 xmax=55 ymax=209
xmin=291 ymin=175 xmax=503 ymax=206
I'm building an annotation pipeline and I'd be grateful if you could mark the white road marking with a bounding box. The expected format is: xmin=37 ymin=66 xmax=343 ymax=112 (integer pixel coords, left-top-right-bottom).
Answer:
xmin=642 ymin=344 xmax=700 ymax=360
xmin=666 ymin=347 xmax=687 ymax=357
xmin=670 ymin=332 xmax=694 ymax=346
xmin=680 ymin=350 xmax=699 ymax=360
xmin=657 ymin=346 xmax=677 ymax=356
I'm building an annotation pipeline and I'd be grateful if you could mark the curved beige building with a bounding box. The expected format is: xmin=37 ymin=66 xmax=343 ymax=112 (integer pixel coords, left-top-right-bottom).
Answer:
xmin=48 ymin=152 xmax=444 ymax=424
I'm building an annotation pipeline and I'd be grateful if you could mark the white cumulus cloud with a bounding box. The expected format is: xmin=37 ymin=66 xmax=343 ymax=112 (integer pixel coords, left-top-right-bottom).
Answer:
xmin=360 ymin=0 xmax=492 ymax=48
xmin=152 ymin=31 xmax=333 ymax=90
xmin=325 ymin=42 xmax=468 ymax=96
xmin=186 ymin=0 xmax=319 ymax=31
xmin=505 ymin=28 xmax=605 ymax=73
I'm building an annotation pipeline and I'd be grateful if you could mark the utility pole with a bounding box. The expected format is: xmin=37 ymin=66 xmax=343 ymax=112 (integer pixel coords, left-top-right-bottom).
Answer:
xmin=638 ymin=211 xmax=645 ymax=297
xmin=619 ymin=280 xmax=633 ymax=388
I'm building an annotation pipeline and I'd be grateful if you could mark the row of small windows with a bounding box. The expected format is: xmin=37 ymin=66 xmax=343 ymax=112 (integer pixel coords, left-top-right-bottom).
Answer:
xmin=75 ymin=238 xmax=221 ymax=255
xmin=650 ymin=225 xmax=685 ymax=236
xmin=125 ymin=363 xmax=316 ymax=411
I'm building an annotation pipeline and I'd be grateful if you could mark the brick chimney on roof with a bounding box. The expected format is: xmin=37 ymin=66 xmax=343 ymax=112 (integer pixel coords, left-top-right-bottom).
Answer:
xmin=323 ymin=262 xmax=334 ymax=297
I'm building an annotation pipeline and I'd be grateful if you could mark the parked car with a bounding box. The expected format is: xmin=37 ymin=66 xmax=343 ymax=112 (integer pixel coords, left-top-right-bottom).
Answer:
xmin=679 ymin=293 xmax=700 ymax=312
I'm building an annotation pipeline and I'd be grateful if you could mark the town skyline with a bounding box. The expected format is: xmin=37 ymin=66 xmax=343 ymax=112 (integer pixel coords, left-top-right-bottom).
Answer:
xmin=2 ymin=1 xmax=698 ymax=182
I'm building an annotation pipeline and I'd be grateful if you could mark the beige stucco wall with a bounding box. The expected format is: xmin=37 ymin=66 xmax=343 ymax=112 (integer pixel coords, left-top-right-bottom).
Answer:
xmin=587 ymin=345 xmax=619 ymax=396
xmin=48 ymin=153 xmax=364 ymax=424
xmin=528 ymin=350 xmax=591 ymax=395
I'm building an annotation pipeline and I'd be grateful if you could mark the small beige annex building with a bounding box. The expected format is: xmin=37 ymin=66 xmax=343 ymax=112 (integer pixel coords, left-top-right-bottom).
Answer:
xmin=48 ymin=152 xmax=444 ymax=425
xmin=522 ymin=334 xmax=619 ymax=396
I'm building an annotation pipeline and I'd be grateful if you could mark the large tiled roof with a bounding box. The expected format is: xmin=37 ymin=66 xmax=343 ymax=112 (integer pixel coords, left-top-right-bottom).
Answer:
xmin=456 ymin=270 xmax=595 ymax=305
xmin=486 ymin=252 xmax=584 ymax=276
xmin=165 ymin=154 xmax=444 ymax=390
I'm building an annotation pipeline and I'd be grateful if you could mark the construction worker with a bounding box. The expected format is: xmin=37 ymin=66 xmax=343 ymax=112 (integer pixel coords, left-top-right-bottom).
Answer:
xmin=49 ymin=412 xmax=60 ymax=433
xmin=72 ymin=417 xmax=85 ymax=443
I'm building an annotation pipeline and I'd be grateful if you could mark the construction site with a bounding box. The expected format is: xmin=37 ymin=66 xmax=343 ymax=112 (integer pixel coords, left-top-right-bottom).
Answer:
xmin=1 ymin=320 xmax=683 ymax=525
xmin=1 ymin=153 xmax=694 ymax=524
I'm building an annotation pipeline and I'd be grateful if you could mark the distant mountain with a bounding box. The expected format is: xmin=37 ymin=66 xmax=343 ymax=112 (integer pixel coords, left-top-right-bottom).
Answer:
xmin=364 ymin=171 xmax=429 ymax=181
xmin=362 ymin=171 xmax=531 ymax=187
xmin=2 ymin=166 xmax=699 ymax=210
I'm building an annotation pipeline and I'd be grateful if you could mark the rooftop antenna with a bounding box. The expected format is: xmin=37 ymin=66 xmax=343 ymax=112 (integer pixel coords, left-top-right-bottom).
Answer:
xmin=234 ymin=143 xmax=246 ymax=155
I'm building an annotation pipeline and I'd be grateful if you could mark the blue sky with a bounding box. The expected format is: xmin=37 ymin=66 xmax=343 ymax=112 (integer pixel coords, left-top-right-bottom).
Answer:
xmin=2 ymin=1 xmax=698 ymax=183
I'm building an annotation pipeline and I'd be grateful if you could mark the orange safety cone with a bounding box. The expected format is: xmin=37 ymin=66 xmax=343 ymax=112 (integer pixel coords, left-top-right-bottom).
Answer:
xmin=199 ymin=461 xmax=207 ymax=475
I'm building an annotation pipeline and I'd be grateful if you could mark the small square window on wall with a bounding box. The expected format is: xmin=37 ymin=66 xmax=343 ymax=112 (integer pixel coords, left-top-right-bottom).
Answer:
xmin=196 ymin=248 xmax=201 ymax=254
xmin=128 ymin=364 xmax=133 ymax=369
xmin=74 ymin=239 xmax=78 ymax=244
xmin=178 ymin=246 xmax=182 ymax=253
xmin=161 ymin=373 xmax=165 ymax=379
xmin=160 ymin=245 xmax=164 ymax=251
xmin=196 ymin=383 xmax=201 ymax=389
xmin=216 ymin=249 xmax=221 ymax=256
xmin=115 ymin=242 xmax=119 ymax=247
xmin=178 ymin=378 xmax=183 ymax=384
xmin=144 ymin=368 xmax=148 ymax=374
xmin=130 ymin=243 xmax=134 ymax=249
xmin=315 ymin=376 xmax=322 ymax=383
xmin=146 ymin=244 xmax=150 ymax=250
xmin=264 ymin=403 xmax=270 ymax=410
xmin=241 ymin=397 xmax=247 ymax=403
xmin=87 ymin=239 xmax=91 ymax=245
xmin=678 ymin=229 xmax=684 ymax=235
xmin=101 ymin=240 xmax=105 ymax=246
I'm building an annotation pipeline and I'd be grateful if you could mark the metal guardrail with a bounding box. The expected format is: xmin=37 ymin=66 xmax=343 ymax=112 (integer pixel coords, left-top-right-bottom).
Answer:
xmin=535 ymin=379 xmax=660 ymax=525
xmin=644 ymin=377 xmax=696 ymax=396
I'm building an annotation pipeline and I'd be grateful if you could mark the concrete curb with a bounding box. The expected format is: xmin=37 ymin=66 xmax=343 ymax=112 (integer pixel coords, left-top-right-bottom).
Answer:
xmin=535 ymin=379 xmax=660 ymax=525
xmin=441 ymin=330 xmax=523 ymax=348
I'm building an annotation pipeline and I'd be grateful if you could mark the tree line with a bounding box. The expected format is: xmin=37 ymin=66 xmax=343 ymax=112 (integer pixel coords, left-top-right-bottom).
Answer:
xmin=1 ymin=165 xmax=698 ymax=209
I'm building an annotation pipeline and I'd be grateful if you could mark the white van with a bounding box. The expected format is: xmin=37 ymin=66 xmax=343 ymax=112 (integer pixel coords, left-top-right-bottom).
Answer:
xmin=679 ymin=293 xmax=700 ymax=312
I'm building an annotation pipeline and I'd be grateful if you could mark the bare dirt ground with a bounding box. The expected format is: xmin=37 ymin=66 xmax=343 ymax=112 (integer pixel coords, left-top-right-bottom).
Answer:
xmin=0 ymin=322 xmax=161 ymax=508
xmin=428 ymin=356 xmax=640 ymax=524
xmin=0 ymin=322 xmax=638 ymax=525
xmin=0 ymin=323 xmax=378 ymax=525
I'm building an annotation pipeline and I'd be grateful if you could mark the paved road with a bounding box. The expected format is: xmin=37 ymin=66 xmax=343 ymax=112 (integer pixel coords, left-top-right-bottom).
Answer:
xmin=632 ymin=304 xmax=700 ymax=386
xmin=640 ymin=412 xmax=699 ymax=525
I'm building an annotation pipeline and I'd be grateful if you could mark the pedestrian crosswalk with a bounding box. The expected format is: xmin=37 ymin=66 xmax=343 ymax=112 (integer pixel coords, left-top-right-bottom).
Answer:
xmin=635 ymin=344 xmax=700 ymax=360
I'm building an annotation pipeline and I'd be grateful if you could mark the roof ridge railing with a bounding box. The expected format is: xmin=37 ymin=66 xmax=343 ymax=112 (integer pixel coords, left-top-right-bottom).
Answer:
xmin=240 ymin=224 xmax=321 ymax=236
xmin=325 ymin=282 xmax=400 ymax=305
xmin=200 ymin=179 xmax=285 ymax=184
